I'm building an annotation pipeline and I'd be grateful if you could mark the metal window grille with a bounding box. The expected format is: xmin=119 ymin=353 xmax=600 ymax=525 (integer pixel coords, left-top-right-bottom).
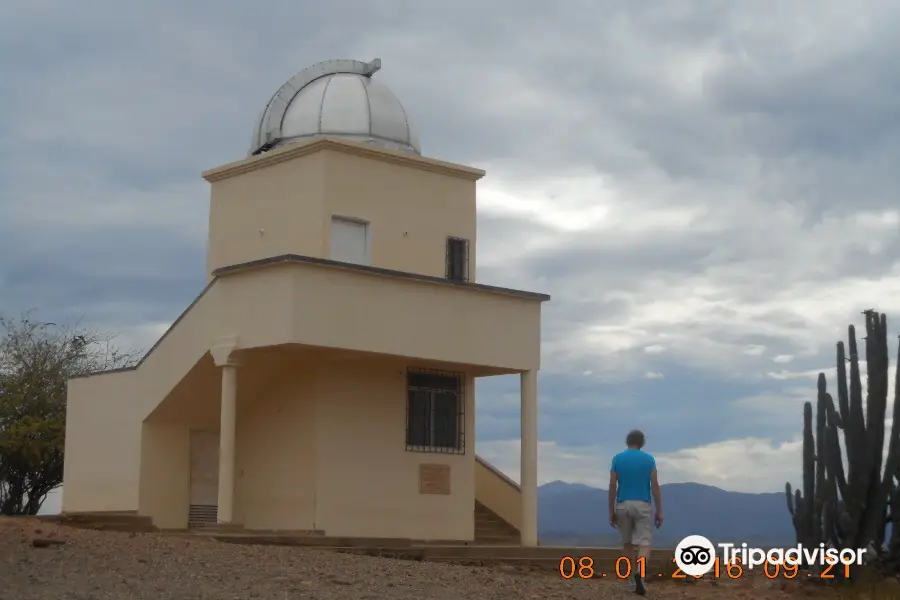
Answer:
xmin=445 ymin=237 xmax=469 ymax=282
xmin=405 ymin=367 xmax=466 ymax=454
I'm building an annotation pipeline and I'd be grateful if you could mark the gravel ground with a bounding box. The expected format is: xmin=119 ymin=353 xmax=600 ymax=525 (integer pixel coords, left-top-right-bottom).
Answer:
xmin=1 ymin=517 xmax=796 ymax=599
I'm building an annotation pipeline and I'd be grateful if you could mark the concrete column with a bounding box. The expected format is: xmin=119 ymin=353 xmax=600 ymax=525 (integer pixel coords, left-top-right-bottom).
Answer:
xmin=217 ymin=360 xmax=238 ymax=523
xmin=520 ymin=369 xmax=538 ymax=547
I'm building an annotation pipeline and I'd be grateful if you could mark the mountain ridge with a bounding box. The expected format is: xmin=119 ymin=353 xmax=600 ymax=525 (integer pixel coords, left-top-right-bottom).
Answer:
xmin=538 ymin=480 xmax=793 ymax=547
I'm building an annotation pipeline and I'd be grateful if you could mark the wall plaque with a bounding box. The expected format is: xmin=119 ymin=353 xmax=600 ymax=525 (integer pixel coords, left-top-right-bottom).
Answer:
xmin=419 ymin=463 xmax=451 ymax=495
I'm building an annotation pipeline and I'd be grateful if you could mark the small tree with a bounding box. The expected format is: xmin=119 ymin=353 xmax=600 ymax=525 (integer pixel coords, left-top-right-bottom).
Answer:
xmin=0 ymin=311 xmax=139 ymax=515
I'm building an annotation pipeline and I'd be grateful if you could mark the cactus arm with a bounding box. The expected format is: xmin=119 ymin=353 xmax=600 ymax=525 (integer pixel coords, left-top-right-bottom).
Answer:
xmin=802 ymin=401 xmax=816 ymax=546
xmin=837 ymin=341 xmax=851 ymax=435
xmin=814 ymin=374 xmax=828 ymax=546
xmin=786 ymin=482 xmax=795 ymax=515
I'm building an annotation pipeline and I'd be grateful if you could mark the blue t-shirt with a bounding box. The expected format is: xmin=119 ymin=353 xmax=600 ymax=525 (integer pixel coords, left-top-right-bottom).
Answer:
xmin=611 ymin=449 xmax=655 ymax=503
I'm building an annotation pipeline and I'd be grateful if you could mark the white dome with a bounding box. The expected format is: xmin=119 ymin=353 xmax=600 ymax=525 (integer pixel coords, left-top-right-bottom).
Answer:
xmin=250 ymin=59 xmax=420 ymax=156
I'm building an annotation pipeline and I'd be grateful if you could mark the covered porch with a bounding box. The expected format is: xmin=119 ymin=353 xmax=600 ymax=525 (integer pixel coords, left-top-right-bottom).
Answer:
xmin=138 ymin=341 xmax=539 ymax=545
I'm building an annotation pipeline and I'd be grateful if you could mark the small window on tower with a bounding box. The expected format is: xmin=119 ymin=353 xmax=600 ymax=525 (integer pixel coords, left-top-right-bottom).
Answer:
xmin=446 ymin=237 xmax=469 ymax=282
xmin=331 ymin=217 xmax=370 ymax=265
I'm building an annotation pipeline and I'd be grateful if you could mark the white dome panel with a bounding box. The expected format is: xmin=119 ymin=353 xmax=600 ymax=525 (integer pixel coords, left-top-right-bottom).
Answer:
xmin=250 ymin=59 xmax=420 ymax=155
xmin=319 ymin=74 xmax=371 ymax=134
xmin=366 ymin=79 xmax=410 ymax=145
xmin=280 ymin=76 xmax=329 ymax=139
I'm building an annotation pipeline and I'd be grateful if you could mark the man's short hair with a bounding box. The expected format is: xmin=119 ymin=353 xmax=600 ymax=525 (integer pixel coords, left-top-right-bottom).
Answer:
xmin=626 ymin=429 xmax=645 ymax=448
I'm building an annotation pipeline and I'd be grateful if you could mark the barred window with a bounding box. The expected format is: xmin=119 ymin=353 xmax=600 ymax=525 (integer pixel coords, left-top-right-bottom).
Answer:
xmin=405 ymin=368 xmax=465 ymax=453
xmin=446 ymin=237 xmax=469 ymax=282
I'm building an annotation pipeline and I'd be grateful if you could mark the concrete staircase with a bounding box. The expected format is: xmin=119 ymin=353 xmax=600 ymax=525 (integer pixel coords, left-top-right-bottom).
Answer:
xmin=475 ymin=501 xmax=520 ymax=545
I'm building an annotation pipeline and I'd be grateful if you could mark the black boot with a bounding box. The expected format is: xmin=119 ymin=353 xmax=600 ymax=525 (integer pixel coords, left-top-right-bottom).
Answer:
xmin=633 ymin=571 xmax=646 ymax=595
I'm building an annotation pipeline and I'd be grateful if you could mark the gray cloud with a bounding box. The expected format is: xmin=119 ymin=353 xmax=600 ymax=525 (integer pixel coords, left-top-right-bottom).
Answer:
xmin=4 ymin=0 xmax=900 ymax=493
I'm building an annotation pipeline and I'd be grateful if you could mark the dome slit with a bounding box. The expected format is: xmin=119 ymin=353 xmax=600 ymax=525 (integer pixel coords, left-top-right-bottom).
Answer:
xmin=395 ymin=96 xmax=412 ymax=147
xmin=362 ymin=76 xmax=373 ymax=138
xmin=317 ymin=75 xmax=335 ymax=134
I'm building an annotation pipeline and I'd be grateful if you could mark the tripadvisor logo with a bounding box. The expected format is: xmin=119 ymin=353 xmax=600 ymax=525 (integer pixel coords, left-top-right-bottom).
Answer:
xmin=675 ymin=535 xmax=866 ymax=577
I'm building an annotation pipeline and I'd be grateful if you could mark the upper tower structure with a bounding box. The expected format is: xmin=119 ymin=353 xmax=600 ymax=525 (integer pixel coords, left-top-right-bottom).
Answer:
xmin=203 ymin=58 xmax=483 ymax=285
xmin=249 ymin=58 xmax=420 ymax=156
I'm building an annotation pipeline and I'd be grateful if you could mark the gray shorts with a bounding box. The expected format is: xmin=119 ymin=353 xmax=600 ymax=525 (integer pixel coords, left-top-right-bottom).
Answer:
xmin=615 ymin=500 xmax=653 ymax=546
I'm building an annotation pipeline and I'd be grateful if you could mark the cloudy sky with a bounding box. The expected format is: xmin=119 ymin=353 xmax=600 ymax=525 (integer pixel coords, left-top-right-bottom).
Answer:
xmin=4 ymin=1 xmax=900 ymax=514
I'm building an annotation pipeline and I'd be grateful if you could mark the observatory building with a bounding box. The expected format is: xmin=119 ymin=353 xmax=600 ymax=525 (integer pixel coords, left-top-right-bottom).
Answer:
xmin=62 ymin=59 xmax=548 ymax=545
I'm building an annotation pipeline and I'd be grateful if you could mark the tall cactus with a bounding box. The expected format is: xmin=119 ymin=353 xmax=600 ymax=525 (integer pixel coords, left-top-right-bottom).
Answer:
xmin=814 ymin=373 xmax=827 ymax=547
xmin=786 ymin=311 xmax=900 ymax=571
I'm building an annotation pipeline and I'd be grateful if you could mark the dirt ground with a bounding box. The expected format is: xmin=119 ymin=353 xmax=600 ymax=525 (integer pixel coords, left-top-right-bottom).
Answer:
xmin=0 ymin=517 xmax=809 ymax=599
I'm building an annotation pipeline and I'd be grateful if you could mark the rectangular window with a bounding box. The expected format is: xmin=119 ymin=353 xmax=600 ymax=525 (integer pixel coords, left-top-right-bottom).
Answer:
xmin=331 ymin=217 xmax=370 ymax=265
xmin=446 ymin=237 xmax=469 ymax=282
xmin=406 ymin=368 xmax=465 ymax=454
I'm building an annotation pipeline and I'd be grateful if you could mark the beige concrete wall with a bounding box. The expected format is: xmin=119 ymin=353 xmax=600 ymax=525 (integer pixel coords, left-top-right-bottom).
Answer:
xmin=134 ymin=285 xmax=223 ymax=421
xmin=136 ymin=355 xmax=220 ymax=528
xmin=313 ymin=358 xmax=476 ymax=540
xmin=206 ymin=152 xmax=326 ymax=278
xmin=210 ymin=262 xmax=542 ymax=371
xmin=130 ymin=351 xmax=477 ymax=539
xmin=235 ymin=367 xmax=316 ymax=530
xmin=321 ymin=149 xmax=477 ymax=279
xmin=132 ymin=351 xmax=320 ymax=530
xmin=475 ymin=455 xmax=522 ymax=530
xmin=289 ymin=263 xmax=541 ymax=370
xmin=138 ymin=421 xmax=190 ymax=529
xmin=62 ymin=370 xmax=141 ymax=513
xmin=215 ymin=268 xmax=296 ymax=350
xmin=204 ymin=139 xmax=482 ymax=280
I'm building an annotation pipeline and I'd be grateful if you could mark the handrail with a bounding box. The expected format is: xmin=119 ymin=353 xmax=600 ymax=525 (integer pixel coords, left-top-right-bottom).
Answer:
xmin=475 ymin=455 xmax=520 ymax=491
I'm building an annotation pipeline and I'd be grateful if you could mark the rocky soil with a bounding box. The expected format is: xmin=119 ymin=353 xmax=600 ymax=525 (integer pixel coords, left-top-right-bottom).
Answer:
xmin=1 ymin=517 xmax=802 ymax=599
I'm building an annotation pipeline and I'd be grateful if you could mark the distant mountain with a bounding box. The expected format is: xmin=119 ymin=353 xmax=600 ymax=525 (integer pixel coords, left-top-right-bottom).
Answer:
xmin=538 ymin=481 xmax=794 ymax=547
xmin=539 ymin=480 xmax=596 ymax=497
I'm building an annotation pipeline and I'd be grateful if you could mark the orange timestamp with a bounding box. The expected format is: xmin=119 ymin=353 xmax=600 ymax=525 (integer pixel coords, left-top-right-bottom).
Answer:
xmin=558 ymin=555 xmax=853 ymax=580
xmin=679 ymin=556 xmax=853 ymax=581
xmin=558 ymin=556 xmax=650 ymax=580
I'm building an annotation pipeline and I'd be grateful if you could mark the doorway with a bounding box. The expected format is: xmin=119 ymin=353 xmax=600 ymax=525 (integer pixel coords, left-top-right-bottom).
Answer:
xmin=188 ymin=429 xmax=219 ymax=528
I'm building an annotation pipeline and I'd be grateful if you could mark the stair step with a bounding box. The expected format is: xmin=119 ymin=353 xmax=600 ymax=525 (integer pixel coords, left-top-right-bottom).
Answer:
xmin=475 ymin=516 xmax=505 ymax=522
xmin=473 ymin=500 xmax=520 ymax=548
xmin=212 ymin=535 xmax=415 ymax=548
xmin=333 ymin=547 xmax=427 ymax=560
xmin=475 ymin=528 xmax=518 ymax=534
xmin=60 ymin=523 xmax=158 ymax=533
xmin=56 ymin=512 xmax=158 ymax=533
xmin=475 ymin=529 xmax=518 ymax=534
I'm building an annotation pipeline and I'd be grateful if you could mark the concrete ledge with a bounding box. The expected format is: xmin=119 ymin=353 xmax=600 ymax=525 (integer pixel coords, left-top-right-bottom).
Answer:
xmin=194 ymin=529 xmax=677 ymax=579
xmin=211 ymin=535 xmax=415 ymax=548
xmin=54 ymin=512 xmax=158 ymax=533
xmin=193 ymin=523 xmax=248 ymax=534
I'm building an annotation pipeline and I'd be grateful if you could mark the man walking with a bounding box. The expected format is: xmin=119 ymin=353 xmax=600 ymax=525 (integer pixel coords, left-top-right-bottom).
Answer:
xmin=609 ymin=429 xmax=662 ymax=595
